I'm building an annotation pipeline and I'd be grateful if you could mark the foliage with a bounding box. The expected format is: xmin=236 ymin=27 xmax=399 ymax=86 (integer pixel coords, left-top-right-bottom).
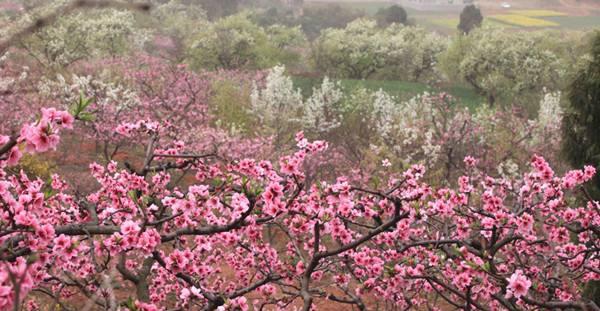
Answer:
xmin=458 ymin=4 xmax=483 ymax=34
xmin=209 ymin=80 xmax=255 ymax=135
xmin=563 ymin=32 xmax=600 ymax=197
xmin=250 ymin=2 xmax=365 ymax=40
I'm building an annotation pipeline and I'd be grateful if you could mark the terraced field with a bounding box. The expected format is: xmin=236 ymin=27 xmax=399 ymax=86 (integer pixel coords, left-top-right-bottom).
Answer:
xmin=508 ymin=9 xmax=568 ymax=17
xmin=489 ymin=14 xmax=561 ymax=27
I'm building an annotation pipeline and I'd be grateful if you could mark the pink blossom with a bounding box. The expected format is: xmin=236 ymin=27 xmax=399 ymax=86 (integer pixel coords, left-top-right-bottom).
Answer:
xmin=121 ymin=220 xmax=141 ymax=236
xmin=506 ymin=270 xmax=531 ymax=299
xmin=463 ymin=156 xmax=477 ymax=167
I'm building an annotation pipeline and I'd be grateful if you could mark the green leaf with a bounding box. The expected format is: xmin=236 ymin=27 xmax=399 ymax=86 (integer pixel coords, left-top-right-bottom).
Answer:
xmin=127 ymin=190 xmax=138 ymax=202
xmin=124 ymin=297 xmax=137 ymax=310
xmin=77 ymin=112 xmax=96 ymax=122
xmin=43 ymin=188 xmax=56 ymax=199
xmin=70 ymin=92 xmax=96 ymax=120
xmin=80 ymin=96 xmax=94 ymax=111
xmin=141 ymin=195 xmax=152 ymax=206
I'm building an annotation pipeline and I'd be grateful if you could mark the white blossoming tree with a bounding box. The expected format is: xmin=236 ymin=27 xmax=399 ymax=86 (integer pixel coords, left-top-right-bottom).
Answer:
xmin=187 ymin=13 xmax=305 ymax=70
xmin=312 ymin=19 xmax=447 ymax=82
xmin=312 ymin=19 xmax=385 ymax=79
xmin=250 ymin=65 xmax=302 ymax=147
xmin=16 ymin=5 xmax=144 ymax=65
xmin=530 ymin=89 xmax=563 ymax=151
xmin=250 ymin=66 xmax=568 ymax=184
xmin=301 ymin=77 xmax=344 ymax=134
xmin=441 ymin=26 xmax=564 ymax=106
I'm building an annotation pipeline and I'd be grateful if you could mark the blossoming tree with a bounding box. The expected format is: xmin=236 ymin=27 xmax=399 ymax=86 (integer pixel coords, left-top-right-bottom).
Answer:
xmin=312 ymin=19 xmax=447 ymax=82
xmin=0 ymin=1 xmax=598 ymax=310
xmin=0 ymin=108 xmax=598 ymax=310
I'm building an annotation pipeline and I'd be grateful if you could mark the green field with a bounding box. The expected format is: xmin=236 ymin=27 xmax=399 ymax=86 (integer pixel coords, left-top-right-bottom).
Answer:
xmin=292 ymin=76 xmax=483 ymax=109
xmin=542 ymin=16 xmax=600 ymax=29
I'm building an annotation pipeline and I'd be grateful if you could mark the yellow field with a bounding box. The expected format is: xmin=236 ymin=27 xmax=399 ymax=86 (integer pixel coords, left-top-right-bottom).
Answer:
xmin=509 ymin=9 xmax=568 ymax=17
xmin=489 ymin=14 xmax=560 ymax=27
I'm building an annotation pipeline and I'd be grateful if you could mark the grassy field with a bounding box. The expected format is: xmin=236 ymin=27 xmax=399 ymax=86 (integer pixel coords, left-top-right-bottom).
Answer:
xmin=292 ymin=76 xmax=483 ymax=109
xmin=542 ymin=16 xmax=600 ymax=29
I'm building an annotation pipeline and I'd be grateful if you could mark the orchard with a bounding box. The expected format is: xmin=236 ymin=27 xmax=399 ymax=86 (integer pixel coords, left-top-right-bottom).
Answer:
xmin=1 ymin=0 xmax=599 ymax=310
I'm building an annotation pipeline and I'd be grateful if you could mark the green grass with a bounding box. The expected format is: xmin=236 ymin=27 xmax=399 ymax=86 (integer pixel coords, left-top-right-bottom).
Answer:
xmin=292 ymin=76 xmax=483 ymax=110
xmin=542 ymin=16 xmax=600 ymax=29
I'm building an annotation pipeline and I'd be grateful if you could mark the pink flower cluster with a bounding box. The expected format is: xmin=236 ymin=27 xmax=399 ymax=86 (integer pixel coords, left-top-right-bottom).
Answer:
xmin=0 ymin=108 xmax=73 ymax=167
xmin=1 ymin=108 xmax=599 ymax=311
xmin=506 ymin=270 xmax=532 ymax=299
xmin=20 ymin=108 xmax=73 ymax=153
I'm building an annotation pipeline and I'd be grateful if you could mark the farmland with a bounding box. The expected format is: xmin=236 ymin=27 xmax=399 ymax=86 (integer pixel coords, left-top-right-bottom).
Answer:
xmin=488 ymin=14 xmax=560 ymax=27
xmin=306 ymin=1 xmax=600 ymax=31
